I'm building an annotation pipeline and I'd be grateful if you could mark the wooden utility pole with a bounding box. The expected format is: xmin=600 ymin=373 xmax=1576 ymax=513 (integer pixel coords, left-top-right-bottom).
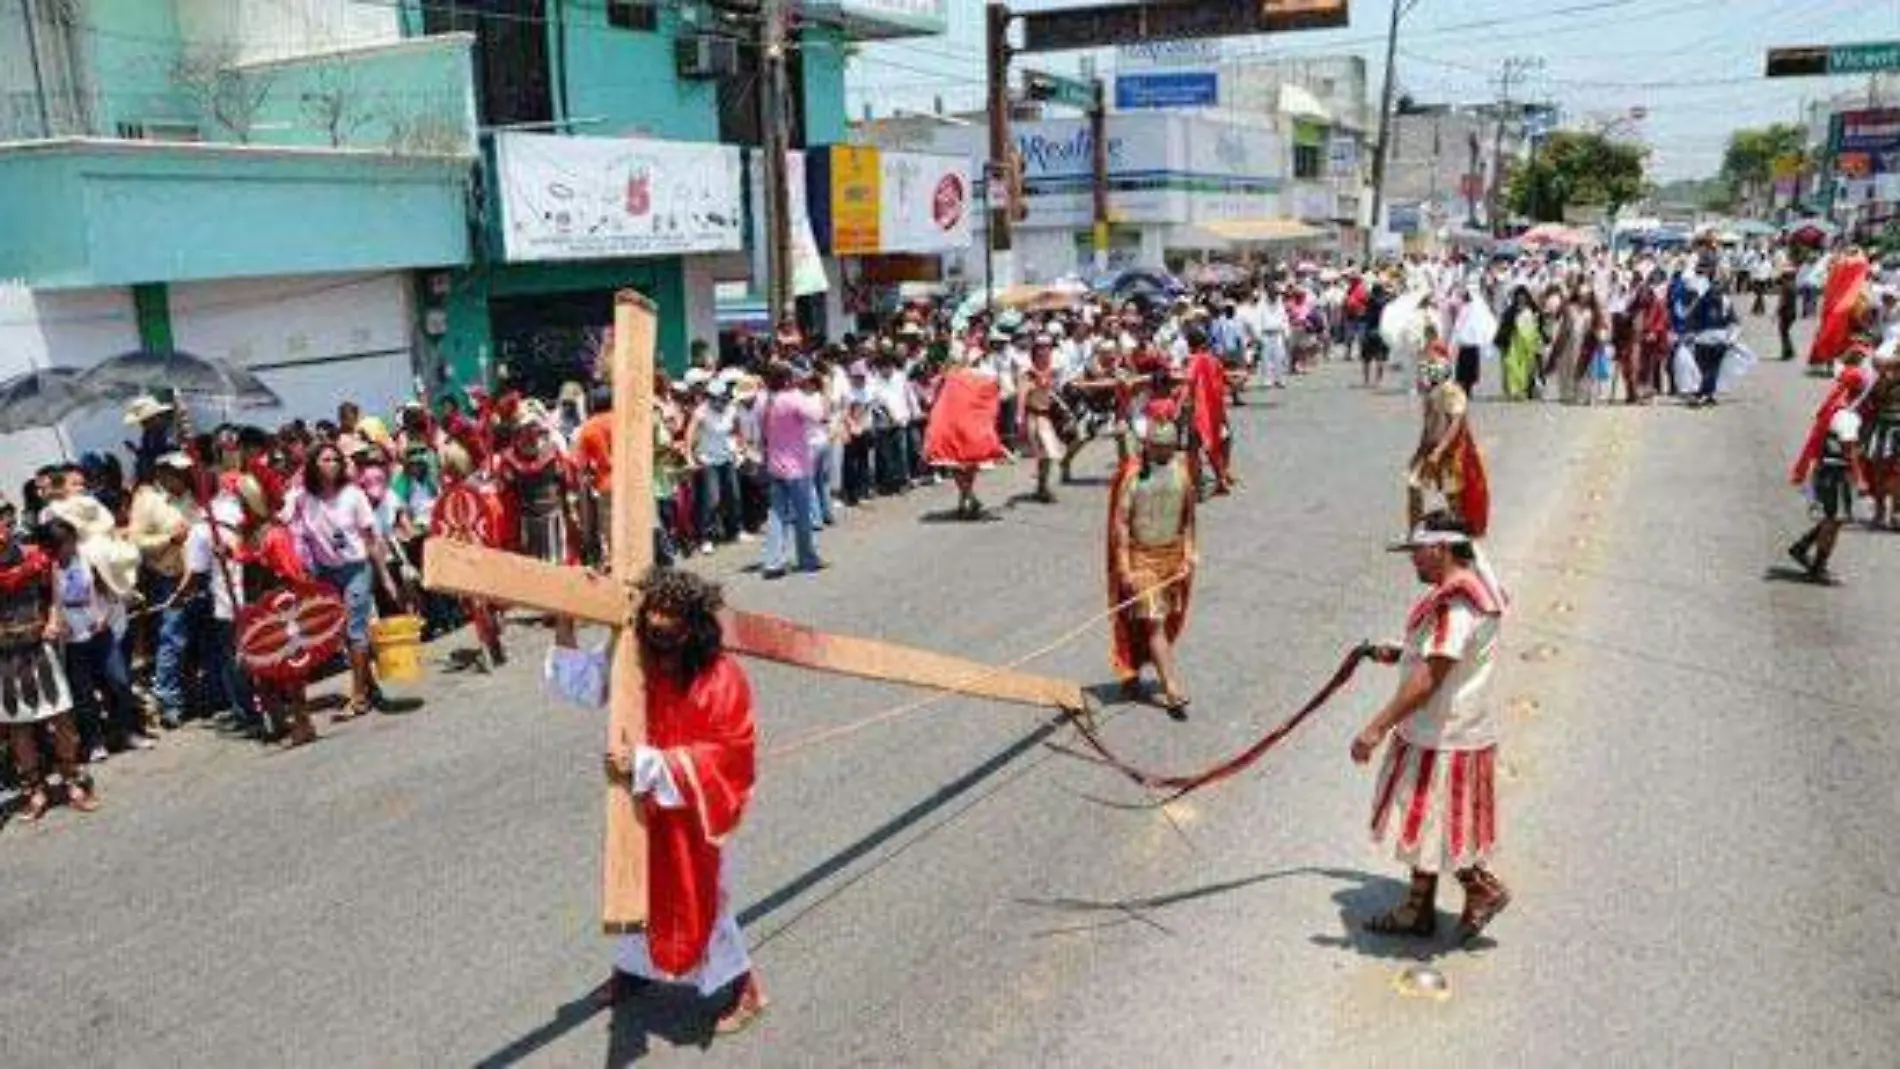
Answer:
xmin=1091 ymin=78 xmax=1110 ymax=271
xmin=1365 ymin=0 xmax=1403 ymax=261
xmin=1489 ymin=56 xmax=1541 ymax=235
xmin=762 ymin=0 xmax=794 ymax=319
xmin=986 ymin=0 xmax=1013 ymax=280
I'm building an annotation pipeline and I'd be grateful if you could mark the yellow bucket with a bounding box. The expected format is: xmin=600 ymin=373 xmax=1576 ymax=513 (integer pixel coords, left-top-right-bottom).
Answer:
xmin=369 ymin=614 xmax=424 ymax=683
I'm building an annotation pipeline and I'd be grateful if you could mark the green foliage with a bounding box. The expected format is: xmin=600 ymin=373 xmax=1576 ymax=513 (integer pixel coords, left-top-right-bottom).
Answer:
xmin=1720 ymin=123 xmax=1806 ymax=190
xmin=1507 ymin=131 xmax=1649 ymax=222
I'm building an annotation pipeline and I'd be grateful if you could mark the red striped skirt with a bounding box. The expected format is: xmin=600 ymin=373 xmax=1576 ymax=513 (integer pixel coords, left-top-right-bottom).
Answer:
xmin=1369 ymin=739 xmax=1498 ymax=874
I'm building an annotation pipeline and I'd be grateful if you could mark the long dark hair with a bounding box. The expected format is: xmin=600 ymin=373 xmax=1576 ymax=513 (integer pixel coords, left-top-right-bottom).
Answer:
xmin=635 ymin=567 xmax=725 ymax=682
xmin=302 ymin=443 xmax=345 ymax=497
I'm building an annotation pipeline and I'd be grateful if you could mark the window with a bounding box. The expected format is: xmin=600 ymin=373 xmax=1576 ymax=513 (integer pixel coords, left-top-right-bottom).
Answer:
xmin=608 ymin=0 xmax=658 ymax=31
xmin=423 ymin=0 xmax=552 ymax=127
xmin=1294 ymin=143 xmax=1323 ymax=180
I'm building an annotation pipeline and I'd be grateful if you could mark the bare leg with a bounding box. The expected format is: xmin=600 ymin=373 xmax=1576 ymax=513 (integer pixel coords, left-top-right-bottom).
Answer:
xmin=1033 ymin=459 xmax=1055 ymax=502
xmin=1146 ymin=623 xmax=1188 ymax=712
xmin=1812 ymin=518 xmax=1844 ymax=575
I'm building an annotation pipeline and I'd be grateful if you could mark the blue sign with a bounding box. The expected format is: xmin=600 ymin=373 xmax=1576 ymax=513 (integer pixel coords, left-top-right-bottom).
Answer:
xmin=1115 ymin=71 xmax=1218 ymax=110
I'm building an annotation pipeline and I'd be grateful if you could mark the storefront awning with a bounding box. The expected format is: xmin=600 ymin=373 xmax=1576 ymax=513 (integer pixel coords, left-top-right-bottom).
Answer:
xmin=1278 ymin=84 xmax=1332 ymax=123
xmin=1197 ymin=218 xmax=1328 ymax=244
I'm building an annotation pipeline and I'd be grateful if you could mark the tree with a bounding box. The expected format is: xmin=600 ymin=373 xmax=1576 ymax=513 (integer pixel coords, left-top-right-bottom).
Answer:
xmin=1507 ymin=131 xmax=1648 ymax=222
xmin=1719 ymin=123 xmax=1806 ymax=213
xmin=171 ymin=43 xmax=273 ymax=143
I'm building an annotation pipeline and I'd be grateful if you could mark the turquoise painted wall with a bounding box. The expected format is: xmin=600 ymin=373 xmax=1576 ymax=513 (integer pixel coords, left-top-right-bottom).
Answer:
xmin=801 ymin=27 xmax=848 ymax=147
xmin=550 ymin=1 xmax=718 ymax=140
xmin=243 ymin=37 xmax=477 ymax=154
xmin=85 ymin=0 xmax=192 ymax=133
xmin=433 ymin=258 xmax=690 ymax=392
xmin=0 ymin=145 xmax=469 ymax=288
xmin=0 ymin=151 xmax=88 ymax=281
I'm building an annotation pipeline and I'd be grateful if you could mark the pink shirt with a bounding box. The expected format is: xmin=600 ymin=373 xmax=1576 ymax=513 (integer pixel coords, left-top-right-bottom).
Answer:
xmin=759 ymin=390 xmax=823 ymax=480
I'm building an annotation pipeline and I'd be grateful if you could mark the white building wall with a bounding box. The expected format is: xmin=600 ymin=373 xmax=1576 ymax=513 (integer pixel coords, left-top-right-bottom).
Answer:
xmin=0 ymin=284 xmax=144 ymax=497
xmin=167 ymin=271 xmax=416 ymax=427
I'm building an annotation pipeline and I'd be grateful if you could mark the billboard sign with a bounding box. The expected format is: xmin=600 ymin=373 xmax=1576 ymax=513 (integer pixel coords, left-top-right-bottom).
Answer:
xmin=1022 ymin=0 xmax=1349 ymax=54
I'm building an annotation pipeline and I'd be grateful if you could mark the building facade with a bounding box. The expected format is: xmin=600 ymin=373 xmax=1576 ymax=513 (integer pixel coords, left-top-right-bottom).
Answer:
xmin=857 ymin=110 xmax=1290 ymax=283
xmin=0 ymin=1 xmax=473 ymax=489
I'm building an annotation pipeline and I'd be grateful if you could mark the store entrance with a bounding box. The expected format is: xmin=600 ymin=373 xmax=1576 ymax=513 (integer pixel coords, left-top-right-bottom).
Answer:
xmin=488 ymin=290 xmax=620 ymax=400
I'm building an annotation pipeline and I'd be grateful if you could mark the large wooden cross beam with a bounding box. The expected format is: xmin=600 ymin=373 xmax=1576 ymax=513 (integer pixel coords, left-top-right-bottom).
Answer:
xmin=424 ymin=292 xmax=1084 ymax=933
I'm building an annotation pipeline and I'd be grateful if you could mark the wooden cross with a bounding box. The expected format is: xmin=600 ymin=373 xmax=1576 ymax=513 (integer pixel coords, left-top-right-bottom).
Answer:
xmin=425 ymin=291 xmax=1085 ymax=933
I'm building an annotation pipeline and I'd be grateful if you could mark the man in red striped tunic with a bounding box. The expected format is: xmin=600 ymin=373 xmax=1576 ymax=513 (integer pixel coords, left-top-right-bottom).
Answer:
xmin=1350 ymin=511 xmax=1511 ymax=944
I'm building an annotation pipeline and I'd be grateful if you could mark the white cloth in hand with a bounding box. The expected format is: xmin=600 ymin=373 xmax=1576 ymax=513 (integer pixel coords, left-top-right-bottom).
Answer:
xmin=544 ymin=645 xmax=607 ymax=708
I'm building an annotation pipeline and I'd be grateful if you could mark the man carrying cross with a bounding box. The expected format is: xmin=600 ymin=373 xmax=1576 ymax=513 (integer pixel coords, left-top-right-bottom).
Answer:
xmin=546 ymin=568 xmax=766 ymax=1033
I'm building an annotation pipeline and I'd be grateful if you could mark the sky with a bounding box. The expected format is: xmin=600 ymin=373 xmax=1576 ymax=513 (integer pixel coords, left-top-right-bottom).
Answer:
xmin=846 ymin=0 xmax=1900 ymax=181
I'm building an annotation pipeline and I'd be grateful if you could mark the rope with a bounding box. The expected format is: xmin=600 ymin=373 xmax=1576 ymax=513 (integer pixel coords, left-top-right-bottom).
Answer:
xmin=1054 ymin=643 xmax=1373 ymax=807
xmin=761 ymin=569 xmax=1191 ymax=761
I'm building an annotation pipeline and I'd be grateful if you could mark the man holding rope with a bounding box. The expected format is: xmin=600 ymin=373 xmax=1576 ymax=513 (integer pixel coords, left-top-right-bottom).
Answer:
xmin=1107 ymin=402 xmax=1196 ymax=716
xmin=1351 ymin=511 xmax=1511 ymax=945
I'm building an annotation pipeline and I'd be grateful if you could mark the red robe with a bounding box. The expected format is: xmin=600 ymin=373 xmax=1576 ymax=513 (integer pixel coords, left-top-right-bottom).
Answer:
xmin=1106 ymin=455 xmax=1196 ymax=681
xmin=1449 ymin=427 xmax=1492 ymax=538
xmin=644 ymin=653 xmax=758 ymax=977
xmin=1184 ymin=349 xmax=1231 ymax=485
xmin=923 ymin=369 xmax=1006 ymax=468
xmin=1809 ymin=255 xmax=1871 ymax=369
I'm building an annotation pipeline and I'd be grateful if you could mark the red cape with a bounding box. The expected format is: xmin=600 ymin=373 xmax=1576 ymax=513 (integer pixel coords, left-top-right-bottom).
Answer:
xmin=646 ymin=653 xmax=757 ymax=977
xmin=1809 ymin=255 xmax=1871 ymax=368
xmin=923 ymin=369 xmax=1006 ymax=467
xmin=1790 ymin=366 xmax=1873 ymax=486
xmin=1454 ymin=428 xmax=1491 ymax=537
xmin=1185 ymin=351 xmax=1230 ymax=482
xmin=1106 ymin=455 xmax=1196 ymax=681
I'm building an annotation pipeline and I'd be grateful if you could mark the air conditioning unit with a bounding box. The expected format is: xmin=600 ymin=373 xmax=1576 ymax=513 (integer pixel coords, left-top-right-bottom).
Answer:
xmin=676 ymin=34 xmax=740 ymax=80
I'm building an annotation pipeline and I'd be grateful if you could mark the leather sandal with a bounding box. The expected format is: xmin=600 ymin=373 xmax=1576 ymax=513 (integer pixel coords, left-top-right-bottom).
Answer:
xmin=1363 ymin=876 xmax=1438 ymax=938
xmin=1455 ymin=870 xmax=1512 ymax=944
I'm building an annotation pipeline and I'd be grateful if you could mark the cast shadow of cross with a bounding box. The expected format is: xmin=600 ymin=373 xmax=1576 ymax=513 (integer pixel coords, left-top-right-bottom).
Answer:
xmin=1015 ymin=866 xmax=1377 ymax=939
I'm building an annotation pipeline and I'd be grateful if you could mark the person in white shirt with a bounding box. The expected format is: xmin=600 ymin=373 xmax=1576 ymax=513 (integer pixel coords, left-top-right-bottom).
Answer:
xmin=1352 ymin=512 xmax=1511 ymax=945
xmin=46 ymin=517 xmax=151 ymax=760
xmin=873 ymin=356 xmax=914 ymax=494
xmin=182 ymin=493 xmax=256 ymax=732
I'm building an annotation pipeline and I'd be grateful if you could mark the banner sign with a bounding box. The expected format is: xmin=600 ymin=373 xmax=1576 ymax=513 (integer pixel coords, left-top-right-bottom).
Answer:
xmin=1116 ymin=72 xmax=1219 ymax=110
xmin=1327 ymin=134 xmax=1358 ymax=177
xmin=830 ymin=145 xmax=883 ymax=256
xmin=494 ymin=132 xmax=743 ymax=262
xmin=879 ymin=151 xmax=972 ymax=253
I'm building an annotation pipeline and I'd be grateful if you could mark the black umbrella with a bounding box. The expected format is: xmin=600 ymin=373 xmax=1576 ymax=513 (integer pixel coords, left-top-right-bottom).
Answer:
xmin=0 ymin=367 xmax=101 ymax=434
xmin=78 ymin=349 xmax=282 ymax=409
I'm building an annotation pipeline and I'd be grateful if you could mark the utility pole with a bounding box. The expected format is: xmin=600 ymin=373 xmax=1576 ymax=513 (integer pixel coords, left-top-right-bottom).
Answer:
xmin=1365 ymin=0 xmax=1406 ymax=262
xmin=762 ymin=0 xmax=794 ymax=322
xmin=1488 ymin=56 xmax=1541 ymax=235
xmin=1091 ymin=78 xmax=1109 ymax=272
xmin=985 ymin=2 xmax=1013 ymax=291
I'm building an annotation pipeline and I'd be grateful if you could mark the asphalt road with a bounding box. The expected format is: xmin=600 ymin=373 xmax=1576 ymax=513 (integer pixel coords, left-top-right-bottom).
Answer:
xmin=5 ymin=313 xmax=1897 ymax=1068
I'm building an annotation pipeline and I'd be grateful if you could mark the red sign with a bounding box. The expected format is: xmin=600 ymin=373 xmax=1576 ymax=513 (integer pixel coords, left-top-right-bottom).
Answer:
xmin=933 ymin=172 xmax=966 ymax=231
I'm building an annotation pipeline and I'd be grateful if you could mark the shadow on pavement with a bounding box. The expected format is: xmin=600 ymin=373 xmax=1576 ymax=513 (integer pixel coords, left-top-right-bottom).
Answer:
xmin=1308 ymin=869 xmax=1490 ymax=962
xmin=602 ymin=986 xmax=721 ymax=1068
xmin=737 ymin=717 xmax=1063 ymax=930
xmin=1761 ymin=564 xmax=1836 ymax=586
xmin=1016 ymin=866 xmax=1362 ymax=938
xmin=916 ymin=507 xmax=1002 ymax=524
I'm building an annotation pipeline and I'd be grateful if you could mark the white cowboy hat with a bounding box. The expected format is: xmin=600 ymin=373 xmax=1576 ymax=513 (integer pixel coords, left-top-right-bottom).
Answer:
xmin=123 ymin=395 xmax=174 ymax=426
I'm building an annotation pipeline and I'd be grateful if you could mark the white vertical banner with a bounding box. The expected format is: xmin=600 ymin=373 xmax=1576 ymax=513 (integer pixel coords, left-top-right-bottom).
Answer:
xmin=748 ymin=149 xmax=829 ymax=298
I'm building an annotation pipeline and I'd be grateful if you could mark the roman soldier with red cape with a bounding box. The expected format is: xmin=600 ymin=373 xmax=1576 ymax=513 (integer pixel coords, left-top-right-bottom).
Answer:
xmin=1409 ymin=351 xmax=1491 ymax=537
xmin=1790 ymin=360 xmax=1875 ymax=487
xmin=547 ymin=568 xmax=766 ymax=1034
xmin=1808 ymin=252 xmax=1873 ymax=372
xmin=924 ymin=362 xmax=1007 ymax=519
xmin=1107 ymin=402 xmax=1197 ymax=714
